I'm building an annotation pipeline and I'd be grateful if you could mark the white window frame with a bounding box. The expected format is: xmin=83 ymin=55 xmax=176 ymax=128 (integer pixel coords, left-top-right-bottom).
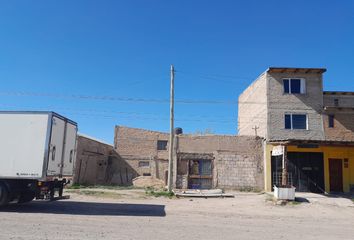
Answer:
xmin=284 ymin=113 xmax=308 ymax=130
xmin=283 ymin=78 xmax=306 ymax=94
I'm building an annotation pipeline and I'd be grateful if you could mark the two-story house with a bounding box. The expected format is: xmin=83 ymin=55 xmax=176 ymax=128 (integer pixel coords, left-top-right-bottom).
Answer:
xmin=238 ymin=67 xmax=354 ymax=193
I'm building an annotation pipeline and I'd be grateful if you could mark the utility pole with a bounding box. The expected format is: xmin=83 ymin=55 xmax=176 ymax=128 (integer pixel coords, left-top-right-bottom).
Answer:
xmin=167 ymin=65 xmax=175 ymax=192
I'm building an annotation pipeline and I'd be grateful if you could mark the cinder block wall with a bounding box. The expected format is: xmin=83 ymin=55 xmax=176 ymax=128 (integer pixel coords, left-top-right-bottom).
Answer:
xmin=215 ymin=150 xmax=263 ymax=190
xmin=177 ymin=135 xmax=264 ymax=190
xmin=267 ymin=72 xmax=325 ymax=141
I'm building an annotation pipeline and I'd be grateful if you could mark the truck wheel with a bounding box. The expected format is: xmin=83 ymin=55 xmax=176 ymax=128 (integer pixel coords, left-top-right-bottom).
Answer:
xmin=0 ymin=182 xmax=10 ymax=207
xmin=18 ymin=192 xmax=35 ymax=204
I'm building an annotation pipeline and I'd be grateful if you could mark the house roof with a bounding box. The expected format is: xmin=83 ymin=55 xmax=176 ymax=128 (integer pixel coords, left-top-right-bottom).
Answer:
xmin=267 ymin=67 xmax=327 ymax=74
xmin=78 ymin=133 xmax=113 ymax=146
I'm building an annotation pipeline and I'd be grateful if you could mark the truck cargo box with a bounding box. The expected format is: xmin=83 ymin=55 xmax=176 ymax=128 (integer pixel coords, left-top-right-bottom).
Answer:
xmin=0 ymin=111 xmax=77 ymax=180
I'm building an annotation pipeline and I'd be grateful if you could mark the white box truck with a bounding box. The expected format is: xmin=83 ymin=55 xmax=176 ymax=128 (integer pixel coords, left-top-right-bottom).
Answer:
xmin=0 ymin=111 xmax=77 ymax=207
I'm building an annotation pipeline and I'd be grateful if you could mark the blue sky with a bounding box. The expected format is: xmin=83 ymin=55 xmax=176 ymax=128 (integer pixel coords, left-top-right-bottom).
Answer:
xmin=0 ymin=0 xmax=354 ymax=143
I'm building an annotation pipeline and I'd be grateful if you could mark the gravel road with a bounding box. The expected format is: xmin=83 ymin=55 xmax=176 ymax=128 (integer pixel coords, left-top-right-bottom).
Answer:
xmin=0 ymin=190 xmax=353 ymax=240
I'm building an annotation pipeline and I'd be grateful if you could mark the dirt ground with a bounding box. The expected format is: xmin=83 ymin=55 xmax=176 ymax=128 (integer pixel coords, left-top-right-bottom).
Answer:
xmin=0 ymin=188 xmax=353 ymax=240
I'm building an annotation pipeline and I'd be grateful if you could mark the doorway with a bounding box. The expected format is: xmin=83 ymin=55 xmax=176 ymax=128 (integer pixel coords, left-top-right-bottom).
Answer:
xmin=271 ymin=152 xmax=325 ymax=193
xmin=329 ymin=159 xmax=343 ymax=192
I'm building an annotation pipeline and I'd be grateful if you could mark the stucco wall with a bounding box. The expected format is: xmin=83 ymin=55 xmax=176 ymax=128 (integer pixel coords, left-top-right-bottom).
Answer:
xmin=238 ymin=72 xmax=268 ymax=138
xmin=75 ymin=135 xmax=138 ymax=186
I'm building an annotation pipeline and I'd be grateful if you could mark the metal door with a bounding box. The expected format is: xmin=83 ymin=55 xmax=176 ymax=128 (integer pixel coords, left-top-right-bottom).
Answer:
xmin=62 ymin=123 xmax=77 ymax=176
xmin=47 ymin=116 xmax=65 ymax=176
xmin=329 ymin=159 xmax=343 ymax=192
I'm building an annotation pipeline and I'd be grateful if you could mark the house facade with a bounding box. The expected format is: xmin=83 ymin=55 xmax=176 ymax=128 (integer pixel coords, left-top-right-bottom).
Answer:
xmin=114 ymin=126 xmax=264 ymax=190
xmin=238 ymin=67 xmax=354 ymax=193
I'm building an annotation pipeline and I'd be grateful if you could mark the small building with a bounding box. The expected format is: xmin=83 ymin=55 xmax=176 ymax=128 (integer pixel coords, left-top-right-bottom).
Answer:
xmin=238 ymin=67 xmax=354 ymax=193
xmin=114 ymin=126 xmax=264 ymax=190
xmin=74 ymin=134 xmax=138 ymax=186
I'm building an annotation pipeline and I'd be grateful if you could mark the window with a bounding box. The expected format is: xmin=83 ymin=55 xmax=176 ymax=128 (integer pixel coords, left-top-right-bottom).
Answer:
xmin=138 ymin=161 xmax=150 ymax=168
xmin=328 ymin=115 xmax=334 ymax=128
xmin=143 ymin=173 xmax=151 ymax=176
xmin=285 ymin=114 xmax=307 ymax=130
xmin=157 ymin=140 xmax=168 ymax=150
xmin=334 ymin=99 xmax=339 ymax=107
xmin=283 ymin=78 xmax=306 ymax=94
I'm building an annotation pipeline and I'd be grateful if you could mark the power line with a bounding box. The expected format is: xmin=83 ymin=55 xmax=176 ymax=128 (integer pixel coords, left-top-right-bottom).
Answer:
xmin=0 ymin=103 xmax=238 ymax=120
xmin=0 ymin=91 xmax=239 ymax=105
xmin=0 ymin=91 xmax=278 ymax=105
xmin=176 ymin=70 xmax=253 ymax=82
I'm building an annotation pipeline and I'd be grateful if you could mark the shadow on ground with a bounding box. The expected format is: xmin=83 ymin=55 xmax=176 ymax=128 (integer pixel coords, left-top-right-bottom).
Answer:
xmin=294 ymin=197 xmax=310 ymax=203
xmin=0 ymin=200 xmax=166 ymax=217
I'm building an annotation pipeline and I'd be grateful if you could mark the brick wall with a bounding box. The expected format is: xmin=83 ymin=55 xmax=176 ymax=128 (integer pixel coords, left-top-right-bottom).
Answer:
xmin=324 ymin=93 xmax=354 ymax=108
xmin=323 ymin=112 xmax=354 ymax=141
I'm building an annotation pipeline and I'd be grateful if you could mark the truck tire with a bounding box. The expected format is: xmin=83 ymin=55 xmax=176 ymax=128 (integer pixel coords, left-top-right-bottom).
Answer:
xmin=0 ymin=182 xmax=10 ymax=207
xmin=18 ymin=191 xmax=35 ymax=204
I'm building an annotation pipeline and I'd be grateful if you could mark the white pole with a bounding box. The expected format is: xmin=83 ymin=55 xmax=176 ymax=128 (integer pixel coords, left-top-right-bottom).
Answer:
xmin=167 ymin=65 xmax=175 ymax=192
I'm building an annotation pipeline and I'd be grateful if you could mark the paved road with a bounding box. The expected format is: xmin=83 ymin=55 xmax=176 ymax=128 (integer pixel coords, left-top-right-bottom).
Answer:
xmin=0 ymin=192 xmax=353 ymax=240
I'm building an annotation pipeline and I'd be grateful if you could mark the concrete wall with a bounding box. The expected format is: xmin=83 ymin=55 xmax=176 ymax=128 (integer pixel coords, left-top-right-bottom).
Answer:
xmin=267 ymin=72 xmax=325 ymax=141
xmin=238 ymin=72 xmax=268 ymax=138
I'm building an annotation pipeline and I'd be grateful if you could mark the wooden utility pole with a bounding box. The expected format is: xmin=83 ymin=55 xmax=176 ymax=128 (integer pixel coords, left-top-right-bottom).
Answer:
xmin=167 ymin=65 xmax=175 ymax=192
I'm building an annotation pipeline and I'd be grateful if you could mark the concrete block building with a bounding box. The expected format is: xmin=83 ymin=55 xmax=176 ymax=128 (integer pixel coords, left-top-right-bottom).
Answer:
xmin=238 ymin=67 xmax=354 ymax=193
xmin=114 ymin=126 xmax=264 ymax=190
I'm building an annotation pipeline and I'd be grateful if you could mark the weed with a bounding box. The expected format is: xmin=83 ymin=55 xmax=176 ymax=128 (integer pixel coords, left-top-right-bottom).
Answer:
xmin=67 ymin=184 xmax=140 ymax=190
xmin=145 ymin=188 xmax=174 ymax=198
xmin=66 ymin=189 xmax=123 ymax=198
xmin=288 ymin=200 xmax=301 ymax=205
xmin=238 ymin=187 xmax=262 ymax=193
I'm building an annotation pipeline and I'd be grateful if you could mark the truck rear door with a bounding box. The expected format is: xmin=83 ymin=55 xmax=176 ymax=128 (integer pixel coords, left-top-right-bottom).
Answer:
xmin=47 ymin=116 xmax=65 ymax=176
xmin=62 ymin=123 xmax=77 ymax=176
